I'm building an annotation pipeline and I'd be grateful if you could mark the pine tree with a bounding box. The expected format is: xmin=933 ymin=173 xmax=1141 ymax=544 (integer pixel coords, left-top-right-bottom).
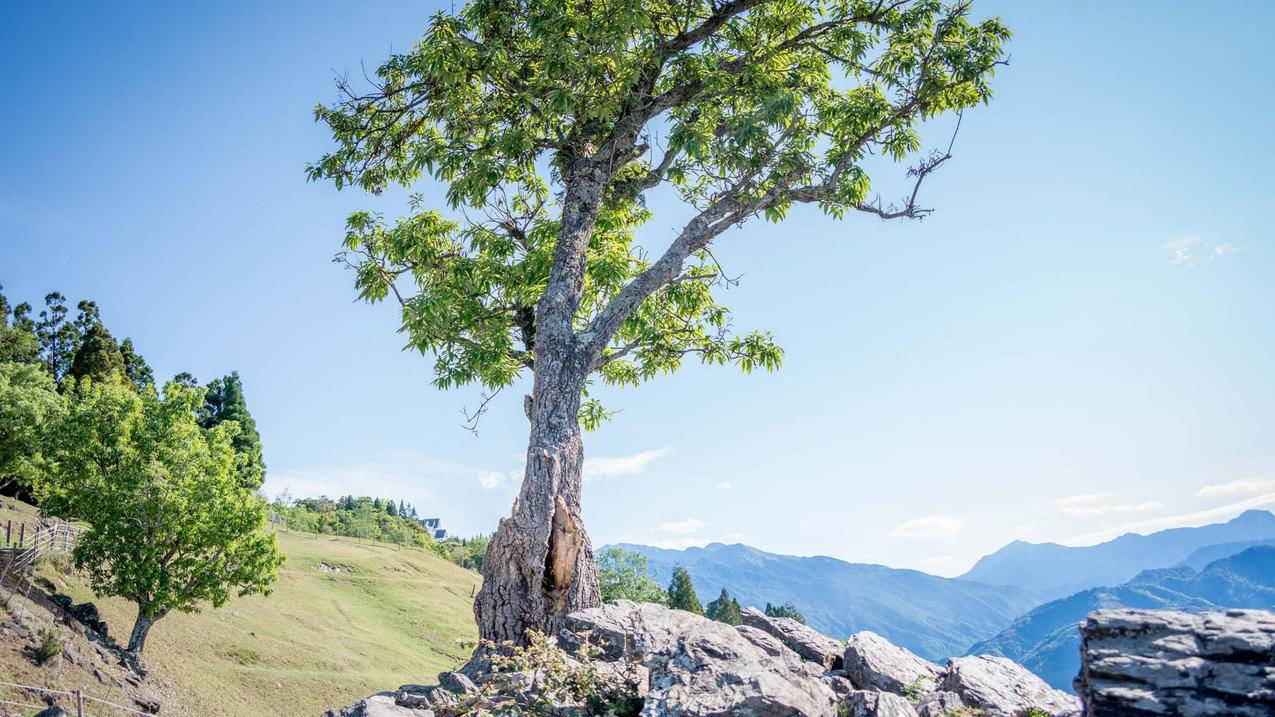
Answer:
xmin=35 ymin=292 xmax=79 ymax=384
xmin=67 ymin=323 xmax=126 ymax=384
xmin=386 ymin=500 xmax=398 ymax=517
xmin=119 ymin=338 xmax=155 ymax=389
xmin=764 ymin=602 xmax=807 ymax=624
xmin=705 ymin=588 xmax=743 ymax=625
xmin=666 ymin=566 xmax=702 ymax=615
xmin=199 ymin=372 xmax=265 ymax=489
xmin=0 ymin=286 xmax=37 ymax=364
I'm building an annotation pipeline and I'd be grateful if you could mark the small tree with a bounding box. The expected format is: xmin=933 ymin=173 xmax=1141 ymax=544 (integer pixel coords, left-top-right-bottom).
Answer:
xmin=597 ymin=547 xmax=667 ymax=604
xmin=42 ymin=378 xmax=283 ymax=665
xmin=765 ymin=602 xmax=806 ymax=624
xmin=706 ymin=588 xmax=742 ymax=625
xmin=199 ymin=371 xmax=265 ymax=489
xmin=0 ymin=362 xmax=62 ymax=495
xmin=666 ymin=566 xmax=703 ymax=614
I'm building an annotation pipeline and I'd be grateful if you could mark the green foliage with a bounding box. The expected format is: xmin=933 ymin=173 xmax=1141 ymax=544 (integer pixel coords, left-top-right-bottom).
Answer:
xmin=597 ymin=547 xmax=667 ymax=604
xmin=0 ymin=362 xmax=62 ymax=492
xmin=705 ymin=587 xmax=742 ymax=625
xmin=33 ymin=626 xmax=62 ymax=666
xmin=119 ymin=338 xmax=155 ymax=389
xmin=67 ymin=322 xmax=125 ymax=383
xmin=199 ymin=372 xmax=265 ymax=489
xmin=34 ymin=292 xmax=79 ymax=384
xmin=40 ymin=378 xmax=283 ymax=652
xmin=764 ymin=601 xmax=807 ymax=624
xmin=666 ymin=566 xmax=703 ymax=614
xmin=275 ymin=495 xmax=441 ymax=551
xmin=901 ymin=676 xmax=932 ymax=703
xmin=0 ymin=286 xmax=38 ymax=364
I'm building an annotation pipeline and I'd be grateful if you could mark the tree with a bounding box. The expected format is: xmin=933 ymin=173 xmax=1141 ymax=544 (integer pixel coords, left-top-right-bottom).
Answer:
xmin=0 ymin=287 xmax=38 ymax=364
xmin=199 ymin=372 xmax=265 ymax=489
xmin=312 ymin=0 xmax=1009 ymax=643
xmin=386 ymin=499 xmax=398 ymax=516
xmin=666 ymin=566 xmax=703 ymax=614
xmin=67 ymin=323 xmax=125 ymax=384
xmin=706 ymin=588 xmax=743 ymax=625
xmin=765 ymin=602 xmax=806 ymax=624
xmin=41 ymin=378 xmax=283 ymax=664
xmin=597 ymin=547 xmax=667 ymax=605
xmin=0 ymin=363 xmax=62 ymax=496
xmin=35 ymin=292 xmax=79 ymax=384
xmin=119 ymin=338 xmax=155 ymax=390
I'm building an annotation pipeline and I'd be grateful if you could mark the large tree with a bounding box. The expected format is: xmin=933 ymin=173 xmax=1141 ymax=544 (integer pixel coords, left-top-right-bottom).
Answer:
xmin=0 ymin=362 xmax=62 ymax=496
xmin=198 ymin=371 xmax=265 ymax=489
xmin=312 ymin=0 xmax=1008 ymax=643
xmin=42 ymin=378 xmax=283 ymax=664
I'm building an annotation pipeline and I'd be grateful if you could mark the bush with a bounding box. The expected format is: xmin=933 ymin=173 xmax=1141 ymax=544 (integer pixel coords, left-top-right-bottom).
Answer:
xmin=33 ymin=627 xmax=61 ymax=665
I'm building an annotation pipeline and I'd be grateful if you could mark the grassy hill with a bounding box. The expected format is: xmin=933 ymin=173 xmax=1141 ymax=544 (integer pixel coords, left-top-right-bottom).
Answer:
xmin=2 ymin=499 xmax=481 ymax=717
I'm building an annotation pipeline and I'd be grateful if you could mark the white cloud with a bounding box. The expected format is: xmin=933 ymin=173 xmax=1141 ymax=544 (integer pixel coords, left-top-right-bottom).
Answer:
xmin=1068 ymin=493 xmax=1275 ymax=545
xmin=656 ymin=518 xmax=706 ymax=535
xmin=1197 ymin=478 xmax=1275 ymax=498
xmin=716 ymin=481 xmax=733 ymax=491
xmin=477 ymin=471 xmax=505 ymax=490
xmin=1163 ymin=236 xmax=1240 ymax=267
xmin=1052 ymin=492 xmax=1163 ymax=517
xmin=583 ymin=448 xmax=670 ymax=482
xmin=889 ymin=515 xmax=964 ymax=540
xmin=650 ymin=536 xmax=712 ymax=550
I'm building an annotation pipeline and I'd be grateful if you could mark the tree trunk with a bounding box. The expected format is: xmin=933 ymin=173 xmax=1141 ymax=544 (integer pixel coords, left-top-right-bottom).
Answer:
xmin=126 ymin=607 xmax=164 ymax=664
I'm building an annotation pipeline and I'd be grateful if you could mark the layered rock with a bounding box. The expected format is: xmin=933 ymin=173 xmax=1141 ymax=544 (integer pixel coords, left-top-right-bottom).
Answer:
xmin=843 ymin=631 xmax=941 ymax=694
xmin=740 ymin=606 xmax=845 ymax=670
xmin=1076 ymin=608 xmax=1275 ymax=716
xmin=942 ymin=655 xmax=1079 ymax=716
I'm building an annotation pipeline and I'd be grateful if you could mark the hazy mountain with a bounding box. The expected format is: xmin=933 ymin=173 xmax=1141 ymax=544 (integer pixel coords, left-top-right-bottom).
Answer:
xmin=968 ymin=546 xmax=1275 ymax=690
xmin=959 ymin=510 xmax=1275 ymax=602
xmin=614 ymin=542 xmax=1036 ymax=662
xmin=1177 ymin=538 xmax=1275 ymax=571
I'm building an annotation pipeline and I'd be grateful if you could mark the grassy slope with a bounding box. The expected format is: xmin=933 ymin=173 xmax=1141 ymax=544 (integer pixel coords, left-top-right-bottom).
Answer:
xmin=5 ymin=499 xmax=481 ymax=717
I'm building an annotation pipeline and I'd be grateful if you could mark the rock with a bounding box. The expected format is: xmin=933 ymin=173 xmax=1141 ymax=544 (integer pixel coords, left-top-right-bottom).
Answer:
xmin=914 ymin=690 xmax=963 ymax=717
xmin=323 ymin=692 xmax=434 ymax=717
xmin=843 ymin=631 xmax=940 ymax=694
xmin=1076 ymin=608 xmax=1275 ymax=717
xmin=33 ymin=707 xmax=72 ymax=717
xmin=842 ymin=690 xmax=919 ymax=717
xmin=564 ymin=600 xmax=841 ymax=716
xmin=740 ymin=607 xmax=845 ymax=670
xmin=941 ymin=655 xmax=1079 ymax=716
xmin=436 ymin=671 xmax=477 ymax=695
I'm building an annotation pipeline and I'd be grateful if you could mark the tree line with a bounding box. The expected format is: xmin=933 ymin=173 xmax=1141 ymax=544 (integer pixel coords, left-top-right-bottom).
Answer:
xmin=596 ymin=547 xmax=805 ymax=626
xmin=0 ymin=285 xmax=280 ymax=666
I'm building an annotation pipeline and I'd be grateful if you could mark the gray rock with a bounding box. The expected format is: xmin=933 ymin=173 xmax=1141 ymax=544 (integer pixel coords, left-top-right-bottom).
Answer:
xmin=914 ymin=690 xmax=964 ymax=717
xmin=564 ymin=600 xmax=841 ymax=716
xmin=941 ymin=655 xmax=1079 ymax=716
xmin=740 ymin=607 xmax=845 ymax=670
xmin=843 ymin=631 xmax=941 ymax=694
xmin=436 ymin=671 xmax=477 ymax=695
xmin=842 ymin=690 xmax=920 ymax=717
xmin=1076 ymin=608 xmax=1275 ymax=717
xmin=323 ymin=692 xmax=434 ymax=717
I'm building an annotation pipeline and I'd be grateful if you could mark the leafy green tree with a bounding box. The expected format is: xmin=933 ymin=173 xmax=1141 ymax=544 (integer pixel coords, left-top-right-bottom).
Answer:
xmin=666 ymin=566 xmax=703 ymax=615
xmin=0 ymin=363 xmax=62 ymax=496
xmin=312 ymin=0 xmax=1009 ymax=642
xmin=706 ymin=588 xmax=743 ymax=625
xmin=198 ymin=372 xmax=265 ymax=489
xmin=597 ymin=547 xmax=667 ymax=605
xmin=67 ymin=323 xmax=126 ymax=383
xmin=119 ymin=338 xmax=155 ymax=390
xmin=765 ymin=602 xmax=806 ymax=624
xmin=35 ymin=292 xmax=80 ymax=384
xmin=0 ymin=287 xmax=38 ymax=364
xmin=41 ymin=378 xmax=283 ymax=664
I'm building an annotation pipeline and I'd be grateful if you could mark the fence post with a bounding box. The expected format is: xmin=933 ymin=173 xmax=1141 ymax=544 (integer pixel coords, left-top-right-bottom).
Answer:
xmin=75 ymin=689 xmax=84 ymax=716
xmin=5 ymin=519 xmax=9 ymax=545
xmin=18 ymin=523 xmax=25 ymax=548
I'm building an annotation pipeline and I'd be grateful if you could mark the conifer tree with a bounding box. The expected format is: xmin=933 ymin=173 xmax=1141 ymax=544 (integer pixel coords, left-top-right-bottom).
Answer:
xmin=667 ymin=566 xmax=703 ymax=615
xmin=67 ymin=323 xmax=125 ymax=384
xmin=199 ymin=372 xmax=265 ymax=489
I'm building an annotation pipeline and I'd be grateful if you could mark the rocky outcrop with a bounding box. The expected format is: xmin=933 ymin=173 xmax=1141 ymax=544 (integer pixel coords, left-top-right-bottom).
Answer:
xmin=942 ymin=655 xmax=1079 ymax=716
xmin=842 ymin=690 xmax=919 ymax=716
xmin=1076 ymin=608 xmax=1275 ymax=716
xmin=322 ymin=692 xmax=433 ymax=716
xmin=740 ymin=606 xmax=845 ymax=670
xmin=843 ymin=631 xmax=941 ymax=694
xmin=914 ymin=690 xmax=964 ymax=717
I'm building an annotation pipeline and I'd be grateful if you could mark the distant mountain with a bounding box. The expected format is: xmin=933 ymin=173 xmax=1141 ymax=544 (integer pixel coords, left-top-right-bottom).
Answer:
xmin=968 ymin=546 xmax=1275 ymax=690
xmin=1177 ymin=538 xmax=1275 ymax=571
xmin=613 ymin=542 xmax=1036 ymax=662
xmin=959 ymin=510 xmax=1275 ymax=602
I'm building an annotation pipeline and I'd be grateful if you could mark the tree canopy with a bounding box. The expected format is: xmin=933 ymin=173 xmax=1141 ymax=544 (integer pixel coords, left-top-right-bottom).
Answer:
xmin=666 ymin=565 xmax=704 ymax=614
xmin=0 ymin=362 xmax=62 ymax=494
xmin=597 ymin=546 xmax=668 ymax=604
xmin=706 ymin=587 xmax=743 ymax=625
xmin=198 ymin=371 xmax=266 ymax=489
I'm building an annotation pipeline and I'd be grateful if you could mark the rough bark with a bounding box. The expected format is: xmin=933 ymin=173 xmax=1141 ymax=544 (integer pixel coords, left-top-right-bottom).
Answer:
xmin=126 ymin=607 xmax=163 ymax=662
xmin=473 ymin=159 xmax=608 ymax=644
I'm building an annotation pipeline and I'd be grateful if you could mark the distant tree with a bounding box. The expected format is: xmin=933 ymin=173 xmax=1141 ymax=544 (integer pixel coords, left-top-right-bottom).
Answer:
xmin=596 ymin=547 xmax=667 ymax=605
xmin=35 ymin=292 xmax=80 ymax=384
xmin=398 ymin=499 xmax=407 ymax=516
xmin=373 ymin=497 xmax=383 ymax=510
xmin=764 ymin=602 xmax=806 ymax=624
xmin=338 ymin=495 xmax=356 ymax=510
xmin=385 ymin=500 xmax=398 ymax=517
xmin=118 ymin=338 xmax=155 ymax=390
xmin=198 ymin=372 xmax=265 ymax=489
xmin=706 ymin=588 xmax=742 ymax=625
xmin=0 ymin=287 xmax=38 ymax=364
xmin=67 ymin=323 xmax=125 ymax=384
xmin=0 ymin=363 xmax=62 ymax=497
xmin=41 ymin=378 xmax=283 ymax=665
xmin=72 ymin=300 xmax=101 ymax=337
xmin=172 ymin=371 xmax=199 ymax=388
xmin=666 ymin=566 xmax=703 ymax=615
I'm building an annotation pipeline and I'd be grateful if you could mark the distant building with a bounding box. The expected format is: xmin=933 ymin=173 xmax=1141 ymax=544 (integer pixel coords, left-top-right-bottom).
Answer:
xmin=419 ymin=517 xmax=447 ymax=540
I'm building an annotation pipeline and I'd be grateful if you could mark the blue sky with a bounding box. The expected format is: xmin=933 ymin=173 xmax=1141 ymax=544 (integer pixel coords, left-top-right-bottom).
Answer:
xmin=2 ymin=1 xmax=1272 ymax=576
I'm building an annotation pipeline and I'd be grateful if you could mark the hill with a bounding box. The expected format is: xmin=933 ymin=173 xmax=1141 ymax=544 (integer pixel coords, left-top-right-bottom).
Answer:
xmin=968 ymin=546 xmax=1275 ymax=689
xmin=1 ymin=498 xmax=480 ymax=717
xmin=959 ymin=510 xmax=1275 ymax=602
xmin=615 ymin=542 xmax=1035 ymax=661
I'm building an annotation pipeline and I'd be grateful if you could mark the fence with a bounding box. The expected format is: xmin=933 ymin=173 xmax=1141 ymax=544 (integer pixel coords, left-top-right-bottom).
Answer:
xmin=1 ymin=520 xmax=80 ymax=583
xmin=0 ymin=680 xmax=152 ymax=717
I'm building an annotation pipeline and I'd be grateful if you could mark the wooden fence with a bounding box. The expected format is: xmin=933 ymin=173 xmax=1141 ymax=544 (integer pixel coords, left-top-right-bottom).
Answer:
xmin=0 ymin=680 xmax=152 ymax=717
xmin=1 ymin=520 xmax=80 ymax=582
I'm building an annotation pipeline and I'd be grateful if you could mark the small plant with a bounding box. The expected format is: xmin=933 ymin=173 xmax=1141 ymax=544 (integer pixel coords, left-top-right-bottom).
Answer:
xmin=900 ymin=676 xmax=932 ymax=703
xmin=33 ymin=626 xmax=62 ymax=665
xmin=1015 ymin=709 xmax=1050 ymax=717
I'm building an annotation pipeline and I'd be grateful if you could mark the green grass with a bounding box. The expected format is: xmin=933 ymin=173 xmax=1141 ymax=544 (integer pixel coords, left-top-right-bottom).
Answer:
xmin=11 ymin=499 xmax=482 ymax=717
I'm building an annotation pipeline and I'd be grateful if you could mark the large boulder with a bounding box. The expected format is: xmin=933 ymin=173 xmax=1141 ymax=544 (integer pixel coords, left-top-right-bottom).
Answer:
xmin=1076 ymin=608 xmax=1275 ymax=717
xmin=841 ymin=690 xmax=919 ymax=717
xmin=843 ymin=631 xmax=941 ymax=694
xmin=741 ymin=607 xmax=845 ymax=670
xmin=564 ymin=600 xmax=842 ymax=716
xmin=941 ymin=655 xmax=1079 ymax=716
xmin=322 ymin=692 xmax=433 ymax=717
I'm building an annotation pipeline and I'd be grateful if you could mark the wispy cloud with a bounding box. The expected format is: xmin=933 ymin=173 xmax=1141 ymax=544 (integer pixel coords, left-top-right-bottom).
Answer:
xmin=716 ymin=481 xmax=733 ymax=491
xmin=656 ymin=518 xmax=706 ymax=535
xmin=583 ymin=447 xmax=670 ymax=482
xmin=649 ymin=536 xmax=713 ymax=550
xmin=1162 ymin=236 xmax=1240 ymax=268
xmin=1053 ymin=492 xmax=1163 ymax=517
xmin=477 ymin=471 xmax=506 ymax=490
xmin=1068 ymin=493 xmax=1275 ymax=545
xmin=1197 ymin=478 xmax=1275 ymax=498
xmin=889 ymin=515 xmax=964 ymax=539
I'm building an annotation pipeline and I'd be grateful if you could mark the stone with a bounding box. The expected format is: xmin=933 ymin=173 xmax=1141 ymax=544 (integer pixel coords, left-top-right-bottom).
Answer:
xmin=436 ymin=671 xmax=477 ymax=695
xmin=941 ymin=655 xmax=1079 ymax=717
xmin=323 ymin=692 xmax=434 ymax=717
xmin=740 ymin=607 xmax=845 ymax=670
xmin=915 ymin=690 xmax=964 ymax=717
xmin=1076 ymin=608 xmax=1275 ymax=717
xmin=843 ymin=631 xmax=941 ymax=695
xmin=33 ymin=707 xmax=71 ymax=717
xmin=842 ymin=690 xmax=920 ymax=717
xmin=563 ymin=600 xmax=842 ymax=716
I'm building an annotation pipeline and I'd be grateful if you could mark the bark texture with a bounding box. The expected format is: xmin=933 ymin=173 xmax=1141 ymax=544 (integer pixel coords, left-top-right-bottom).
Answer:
xmin=127 ymin=608 xmax=163 ymax=660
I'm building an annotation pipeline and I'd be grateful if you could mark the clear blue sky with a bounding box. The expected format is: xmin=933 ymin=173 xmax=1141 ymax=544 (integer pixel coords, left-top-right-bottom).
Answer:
xmin=3 ymin=1 xmax=1272 ymax=576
